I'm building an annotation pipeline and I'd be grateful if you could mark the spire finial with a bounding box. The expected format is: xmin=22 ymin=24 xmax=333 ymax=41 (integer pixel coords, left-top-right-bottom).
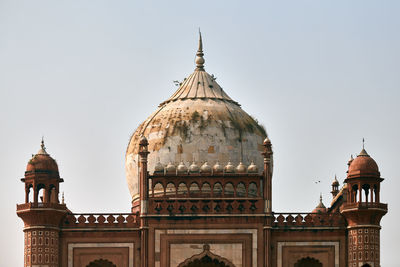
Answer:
xmin=195 ymin=29 xmax=205 ymax=70
xmin=37 ymin=136 xmax=48 ymax=155
xmin=320 ymin=193 xmax=323 ymax=203
xmin=62 ymin=192 xmax=65 ymax=204
xmin=362 ymin=137 xmax=365 ymax=149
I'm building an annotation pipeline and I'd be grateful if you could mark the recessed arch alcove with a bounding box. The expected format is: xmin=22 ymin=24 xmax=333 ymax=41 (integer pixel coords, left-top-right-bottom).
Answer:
xmin=294 ymin=257 xmax=322 ymax=267
xmin=178 ymin=244 xmax=235 ymax=267
xmin=86 ymin=259 xmax=116 ymax=267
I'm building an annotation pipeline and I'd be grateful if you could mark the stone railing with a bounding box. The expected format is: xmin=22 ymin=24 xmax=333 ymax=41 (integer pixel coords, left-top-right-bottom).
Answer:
xmin=16 ymin=202 xmax=67 ymax=210
xmin=273 ymin=212 xmax=345 ymax=228
xmin=149 ymin=197 xmax=263 ymax=215
xmin=340 ymin=202 xmax=387 ymax=211
xmin=62 ymin=213 xmax=139 ymax=228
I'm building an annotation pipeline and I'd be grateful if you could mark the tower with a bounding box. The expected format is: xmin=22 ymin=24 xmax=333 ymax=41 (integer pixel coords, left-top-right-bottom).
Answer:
xmin=17 ymin=140 xmax=67 ymax=267
xmin=331 ymin=175 xmax=339 ymax=198
xmin=341 ymin=147 xmax=387 ymax=267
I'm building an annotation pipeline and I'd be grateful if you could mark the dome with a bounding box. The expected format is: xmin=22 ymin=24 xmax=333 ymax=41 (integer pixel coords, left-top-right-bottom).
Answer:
xmin=177 ymin=161 xmax=188 ymax=173
xmin=189 ymin=162 xmax=200 ymax=173
xmin=212 ymin=161 xmax=223 ymax=174
xmin=247 ymin=161 xmax=258 ymax=173
xmin=200 ymin=161 xmax=212 ymax=173
xmin=312 ymin=195 xmax=327 ymax=213
xmin=224 ymin=162 xmax=235 ymax=173
xmin=26 ymin=140 xmax=59 ymax=175
xmin=236 ymin=162 xmax=247 ymax=173
xmin=332 ymin=175 xmax=339 ymax=186
xmin=165 ymin=162 xmax=176 ymax=174
xmin=125 ymin=34 xmax=268 ymax=199
xmin=347 ymin=148 xmax=380 ymax=178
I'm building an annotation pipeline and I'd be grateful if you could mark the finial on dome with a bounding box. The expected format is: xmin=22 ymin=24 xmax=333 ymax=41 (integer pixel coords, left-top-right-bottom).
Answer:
xmin=359 ymin=138 xmax=369 ymax=156
xmin=62 ymin=192 xmax=65 ymax=204
xmin=37 ymin=137 xmax=48 ymax=155
xmin=362 ymin=137 xmax=365 ymax=149
xmin=195 ymin=29 xmax=205 ymax=71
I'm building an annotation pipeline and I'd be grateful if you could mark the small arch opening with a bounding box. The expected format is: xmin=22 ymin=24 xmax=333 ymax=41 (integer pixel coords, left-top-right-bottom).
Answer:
xmin=178 ymin=183 xmax=188 ymax=195
xmin=213 ymin=183 xmax=223 ymax=197
xmin=154 ymin=183 xmax=164 ymax=197
xmin=201 ymin=183 xmax=211 ymax=195
xmin=248 ymin=182 xmax=258 ymax=197
xmin=189 ymin=182 xmax=200 ymax=195
xmin=236 ymin=182 xmax=246 ymax=197
xmin=166 ymin=183 xmax=176 ymax=196
xmin=224 ymin=183 xmax=234 ymax=196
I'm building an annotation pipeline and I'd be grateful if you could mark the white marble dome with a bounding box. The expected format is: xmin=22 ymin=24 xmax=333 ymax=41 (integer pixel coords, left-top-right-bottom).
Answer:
xmin=125 ymin=35 xmax=268 ymax=200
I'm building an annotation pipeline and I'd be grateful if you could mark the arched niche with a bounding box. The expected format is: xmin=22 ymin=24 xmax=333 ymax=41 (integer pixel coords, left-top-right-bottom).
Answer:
xmin=294 ymin=257 xmax=322 ymax=267
xmin=86 ymin=259 xmax=116 ymax=267
xmin=178 ymin=244 xmax=235 ymax=267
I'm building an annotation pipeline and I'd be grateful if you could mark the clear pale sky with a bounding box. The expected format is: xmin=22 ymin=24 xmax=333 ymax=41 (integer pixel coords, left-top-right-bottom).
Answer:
xmin=1 ymin=1 xmax=399 ymax=266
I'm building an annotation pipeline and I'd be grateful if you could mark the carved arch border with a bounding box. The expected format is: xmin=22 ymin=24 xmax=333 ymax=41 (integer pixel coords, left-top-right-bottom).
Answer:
xmin=177 ymin=244 xmax=236 ymax=267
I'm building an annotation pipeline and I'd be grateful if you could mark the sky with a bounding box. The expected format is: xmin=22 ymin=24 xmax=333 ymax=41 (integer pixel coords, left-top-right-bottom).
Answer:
xmin=0 ymin=0 xmax=399 ymax=266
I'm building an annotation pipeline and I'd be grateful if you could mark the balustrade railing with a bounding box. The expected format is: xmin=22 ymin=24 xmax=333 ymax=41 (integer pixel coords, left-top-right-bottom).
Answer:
xmin=341 ymin=202 xmax=388 ymax=210
xmin=273 ymin=212 xmax=345 ymax=228
xmin=62 ymin=213 xmax=138 ymax=228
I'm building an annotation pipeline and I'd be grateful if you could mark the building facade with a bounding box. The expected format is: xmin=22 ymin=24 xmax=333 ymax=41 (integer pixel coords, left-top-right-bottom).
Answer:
xmin=17 ymin=35 xmax=387 ymax=267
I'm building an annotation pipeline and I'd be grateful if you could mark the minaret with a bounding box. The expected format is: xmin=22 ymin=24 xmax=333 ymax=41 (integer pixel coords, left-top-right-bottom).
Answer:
xmin=138 ymin=135 xmax=149 ymax=267
xmin=262 ymin=136 xmax=273 ymax=267
xmin=341 ymin=146 xmax=387 ymax=267
xmin=331 ymin=175 xmax=339 ymax=198
xmin=16 ymin=139 xmax=67 ymax=267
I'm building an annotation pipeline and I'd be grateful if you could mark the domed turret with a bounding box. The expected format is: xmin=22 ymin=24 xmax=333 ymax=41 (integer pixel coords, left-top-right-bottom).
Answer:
xmin=154 ymin=159 xmax=164 ymax=173
xmin=347 ymin=148 xmax=380 ymax=178
xmin=200 ymin=161 xmax=212 ymax=173
xmin=26 ymin=139 xmax=59 ymax=176
xmin=177 ymin=161 xmax=188 ymax=174
xmin=312 ymin=194 xmax=327 ymax=213
xmin=224 ymin=162 xmax=235 ymax=173
xmin=212 ymin=161 xmax=223 ymax=174
xmin=189 ymin=162 xmax=200 ymax=173
xmin=236 ymin=162 xmax=247 ymax=173
xmin=165 ymin=162 xmax=176 ymax=174
xmin=247 ymin=161 xmax=258 ymax=173
xmin=125 ymin=33 xmax=268 ymax=200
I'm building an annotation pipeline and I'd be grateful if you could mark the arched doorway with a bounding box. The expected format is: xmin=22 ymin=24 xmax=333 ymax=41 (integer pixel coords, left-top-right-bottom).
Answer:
xmin=86 ymin=259 xmax=116 ymax=267
xmin=182 ymin=254 xmax=230 ymax=267
xmin=294 ymin=257 xmax=322 ymax=267
xmin=178 ymin=244 xmax=235 ymax=267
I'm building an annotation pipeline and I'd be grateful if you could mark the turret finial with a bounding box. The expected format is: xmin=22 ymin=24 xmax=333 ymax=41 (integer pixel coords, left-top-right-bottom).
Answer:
xmin=362 ymin=137 xmax=365 ymax=149
xmin=37 ymin=136 xmax=48 ymax=155
xmin=195 ymin=29 xmax=205 ymax=70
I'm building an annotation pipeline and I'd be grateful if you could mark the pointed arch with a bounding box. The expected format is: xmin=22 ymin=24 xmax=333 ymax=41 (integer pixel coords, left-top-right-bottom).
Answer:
xmin=178 ymin=244 xmax=235 ymax=267
xmin=86 ymin=259 xmax=116 ymax=267
xmin=294 ymin=257 xmax=322 ymax=267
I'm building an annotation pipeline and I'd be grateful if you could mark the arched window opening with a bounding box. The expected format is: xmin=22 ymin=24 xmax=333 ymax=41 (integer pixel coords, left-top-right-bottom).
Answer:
xmin=362 ymin=184 xmax=370 ymax=203
xmin=154 ymin=183 xmax=164 ymax=197
xmin=224 ymin=183 xmax=234 ymax=196
xmin=86 ymin=259 xmax=116 ymax=267
xmin=166 ymin=183 xmax=176 ymax=196
xmin=189 ymin=183 xmax=200 ymax=195
xmin=178 ymin=183 xmax=188 ymax=195
xmin=201 ymin=183 xmax=211 ymax=195
xmin=294 ymin=257 xmax=322 ymax=267
xmin=37 ymin=184 xmax=46 ymax=203
xmin=49 ymin=185 xmax=57 ymax=203
xmin=361 ymin=264 xmax=371 ymax=267
xmin=26 ymin=184 xmax=33 ymax=203
xmin=236 ymin=183 xmax=246 ymax=197
xmin=374 ymin=184 xmax=378 ymax=202
xmin=352 ymin=184 xmax=358 ymax=202
xmin=248 ymin=182 xmax=258 ymax=197
xmin=213 ymin=183 xmax=223 ymax=197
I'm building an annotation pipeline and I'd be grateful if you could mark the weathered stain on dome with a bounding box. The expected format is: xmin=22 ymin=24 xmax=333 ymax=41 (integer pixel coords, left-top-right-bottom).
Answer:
xmin=125 ymin=34 xmax=269 ymax=200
